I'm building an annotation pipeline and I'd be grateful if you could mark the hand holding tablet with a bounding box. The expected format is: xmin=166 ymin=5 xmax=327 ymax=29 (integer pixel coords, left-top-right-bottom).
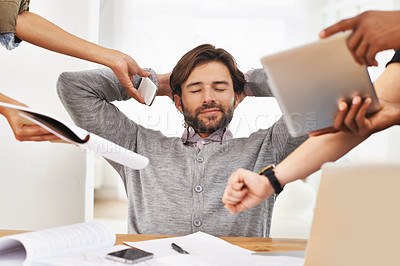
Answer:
xmin=260 ymin=33 xmax=380 ymax=136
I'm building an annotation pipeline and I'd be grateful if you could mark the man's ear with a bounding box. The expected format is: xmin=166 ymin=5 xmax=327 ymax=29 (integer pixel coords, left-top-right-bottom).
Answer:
xmin=234 ymin=93 xmax=240 ymax=108
xmin=174 ymin=94 xmax=183 ymax=113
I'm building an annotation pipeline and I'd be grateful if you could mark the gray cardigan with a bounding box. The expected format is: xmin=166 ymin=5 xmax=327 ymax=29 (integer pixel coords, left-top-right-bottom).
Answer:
xmin=57 ymin=68 xmax=307 ymax=237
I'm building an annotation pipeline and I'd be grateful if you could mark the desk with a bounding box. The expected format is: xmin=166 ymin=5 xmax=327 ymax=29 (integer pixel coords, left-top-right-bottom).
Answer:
xmin=0 ymin=230 xmax=307 ymax=253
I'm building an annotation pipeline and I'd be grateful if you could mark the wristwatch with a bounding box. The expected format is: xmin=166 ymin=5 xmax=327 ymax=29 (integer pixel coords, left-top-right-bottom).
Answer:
xmin=259 ymin=164 xmax=284 ymax=195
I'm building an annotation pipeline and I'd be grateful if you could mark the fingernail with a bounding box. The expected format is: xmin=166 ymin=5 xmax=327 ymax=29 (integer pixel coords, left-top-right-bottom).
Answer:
xmin=365 ymin=97 xmax=371 ymax=103
xmin=339 ymin=102 xmax=346 ymax=111
xmin=352 ymin=97 xmax=360 ymax=104
xmin=319 ymin=30 xmax=325 ymax=38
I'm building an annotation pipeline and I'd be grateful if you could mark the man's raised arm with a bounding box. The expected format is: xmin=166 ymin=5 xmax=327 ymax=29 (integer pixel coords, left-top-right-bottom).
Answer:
xmin=56 ymin=68 xmax=158 ymax=149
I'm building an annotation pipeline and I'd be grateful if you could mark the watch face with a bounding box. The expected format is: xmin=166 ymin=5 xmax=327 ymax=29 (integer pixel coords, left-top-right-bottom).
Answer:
xmin=259 ymin=164 xmax=275 ymax=174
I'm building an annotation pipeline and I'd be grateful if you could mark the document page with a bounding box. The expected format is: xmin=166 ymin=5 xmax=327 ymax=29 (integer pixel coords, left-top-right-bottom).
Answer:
xmin=125 ymin=232 xmax=305 ymax=266
xmin=0 ymin=221 xmax=115 ymax=264
xmin=30 ymin=245 xmax=153 ymax=266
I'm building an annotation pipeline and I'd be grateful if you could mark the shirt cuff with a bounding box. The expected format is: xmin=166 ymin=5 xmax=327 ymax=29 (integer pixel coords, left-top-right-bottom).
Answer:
xmin=148 ymin=69 xmax=159 ymax=87
xmin=244 ymin=69 xmax=254 ymax=96
xmin=0 ymin=33 xmax=21 ymax=50
xmin=386 ymin=49 xmax=400 ymax=67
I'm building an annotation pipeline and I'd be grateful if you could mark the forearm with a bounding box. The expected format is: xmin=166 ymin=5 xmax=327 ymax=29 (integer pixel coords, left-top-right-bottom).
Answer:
xmin=246 ymin=69 xmax=274 ymax=97
xmin=57 ymin=68 xmax=141 ymax=148
xmin=15 ymin=11 xmax=118 ymax=69
xmin=274 ymin=132 xmax=365 ymax=186
xmin=57 ymin=69 xmax=132 ymax=112
xmin=374 ymin=63 xmax=400 ymax=102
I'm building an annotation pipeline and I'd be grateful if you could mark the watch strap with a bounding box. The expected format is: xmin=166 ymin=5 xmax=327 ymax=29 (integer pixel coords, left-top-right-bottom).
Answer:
xmin=259 ymin=164 xmax=284 ymax=195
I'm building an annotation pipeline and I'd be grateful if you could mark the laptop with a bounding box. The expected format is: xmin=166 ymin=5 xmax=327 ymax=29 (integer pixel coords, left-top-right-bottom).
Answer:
xmin=260 ymin=34 xmax=380 ymax=136
xmin=304 ymin=163 xmax=400 ymax=266
xmin=254 ymin=163 xmax=400 ymax=266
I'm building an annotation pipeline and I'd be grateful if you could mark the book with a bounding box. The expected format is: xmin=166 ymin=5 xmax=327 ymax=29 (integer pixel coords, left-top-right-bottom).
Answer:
xmin=0 ymin=221 xmax=123 ymax=266
xmin=0 ymin=102 xmax=149 ymax=170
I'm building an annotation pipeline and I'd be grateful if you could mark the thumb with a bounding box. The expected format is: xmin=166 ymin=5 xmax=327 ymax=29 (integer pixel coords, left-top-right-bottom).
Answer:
xmin=120 ymin=74 xmax=145 ymax=104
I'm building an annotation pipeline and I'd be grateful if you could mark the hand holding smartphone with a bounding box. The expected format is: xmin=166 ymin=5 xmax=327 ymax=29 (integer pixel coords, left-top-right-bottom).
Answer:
xmin=106 ymin=248 xmax=153 ymax=264
xmin=138 ymin=77 xmax=158 ymax=106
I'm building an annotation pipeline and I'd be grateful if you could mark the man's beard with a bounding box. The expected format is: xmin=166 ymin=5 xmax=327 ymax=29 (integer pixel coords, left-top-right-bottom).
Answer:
xmin=182 ymin=101 xmax=235 ymax=134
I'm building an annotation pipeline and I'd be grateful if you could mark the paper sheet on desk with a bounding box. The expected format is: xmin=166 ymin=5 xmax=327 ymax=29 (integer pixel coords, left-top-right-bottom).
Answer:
xmin=29 ymin=245 xmax=170 ymax=266
xmin=125 ymin=232 xmax=304 ymax=266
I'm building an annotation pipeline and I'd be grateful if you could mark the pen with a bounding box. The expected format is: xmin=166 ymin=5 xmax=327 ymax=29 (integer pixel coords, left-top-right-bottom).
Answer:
xmin=171 ymin=243 xmax=189 ymax=254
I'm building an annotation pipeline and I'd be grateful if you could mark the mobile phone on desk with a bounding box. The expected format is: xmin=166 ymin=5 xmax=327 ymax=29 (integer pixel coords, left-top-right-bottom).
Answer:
xmin=106 ymin=248 xmax=153 ymax=264
xmin=138 ymin=77 xmax=158 ymax=106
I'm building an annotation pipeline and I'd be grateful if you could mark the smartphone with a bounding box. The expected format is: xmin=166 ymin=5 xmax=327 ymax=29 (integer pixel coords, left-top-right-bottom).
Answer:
xmin=106 ymin=248 xmax=154 ymax=264
xmin=137 ymin=77 xmax=158 ymax=106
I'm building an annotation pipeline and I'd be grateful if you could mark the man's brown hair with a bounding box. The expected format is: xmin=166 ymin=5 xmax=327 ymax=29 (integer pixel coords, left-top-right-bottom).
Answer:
xmin=170 ymin=44 xmax=245 ymax=100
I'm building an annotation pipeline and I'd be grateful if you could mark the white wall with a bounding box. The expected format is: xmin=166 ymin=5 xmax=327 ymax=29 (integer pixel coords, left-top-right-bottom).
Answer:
xmin=0 ymin=0 xmax=99 ymax=230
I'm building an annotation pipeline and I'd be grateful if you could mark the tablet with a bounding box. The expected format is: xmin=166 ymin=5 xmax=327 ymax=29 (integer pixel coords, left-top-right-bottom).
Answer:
xmin=260 ymin=33 xmax=380 ymax=136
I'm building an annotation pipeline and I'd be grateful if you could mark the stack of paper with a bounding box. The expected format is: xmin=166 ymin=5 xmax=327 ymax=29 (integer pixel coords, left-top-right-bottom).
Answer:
xmin=125 ymin=232 xmax=304 ymax=266
xmin=0 ymin=222 xmax=304 ymax=266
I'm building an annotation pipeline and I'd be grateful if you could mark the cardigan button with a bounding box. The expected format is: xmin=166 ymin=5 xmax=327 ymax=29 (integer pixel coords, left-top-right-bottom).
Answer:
xmin=194 ymin=185 xmax=203 ymax=193
xmin=193 ymin=219 xmax=202 ymax=227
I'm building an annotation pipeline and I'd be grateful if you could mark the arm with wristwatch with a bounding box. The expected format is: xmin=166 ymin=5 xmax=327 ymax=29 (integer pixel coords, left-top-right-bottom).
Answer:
xmin=222 ymin=126 xmax=365 ymax=215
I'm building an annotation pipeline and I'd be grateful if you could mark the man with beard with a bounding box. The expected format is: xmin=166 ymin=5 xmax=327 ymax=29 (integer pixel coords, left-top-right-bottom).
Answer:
xmin=57 ymin=44 xmax=364 ymax=237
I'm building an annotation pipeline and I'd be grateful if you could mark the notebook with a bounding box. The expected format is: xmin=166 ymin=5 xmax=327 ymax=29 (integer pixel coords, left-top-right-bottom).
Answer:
xmin=304 ymin=163 xmax=400 ymax=266
xmin=260 ymin=34 xmax=380 ymax=136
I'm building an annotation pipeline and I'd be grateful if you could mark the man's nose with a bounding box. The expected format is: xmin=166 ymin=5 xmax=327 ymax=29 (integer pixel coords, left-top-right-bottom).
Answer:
xmin=202 ymin=85 xmax=215 ymax=104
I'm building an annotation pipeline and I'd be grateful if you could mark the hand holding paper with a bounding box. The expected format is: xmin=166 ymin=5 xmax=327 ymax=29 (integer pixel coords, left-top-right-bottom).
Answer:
xmin=0 ymin=93 xmax=59 ymax=142
xmin=0 ymin=101 xmax=149 ymax=170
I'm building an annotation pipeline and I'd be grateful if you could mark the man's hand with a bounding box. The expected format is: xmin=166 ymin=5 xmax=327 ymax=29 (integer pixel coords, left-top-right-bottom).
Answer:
xmin=156 ymin=72 xmax=173 ymax=99
xmin=110 ymin=52 xmax=151 ymax=104
xmin=319 ymin=11 xmax=400 ymax=66
xmin=222 ymin=168 xmax=274 ymax=215
xmin=310 ymin=95 xmax=400 ymax=138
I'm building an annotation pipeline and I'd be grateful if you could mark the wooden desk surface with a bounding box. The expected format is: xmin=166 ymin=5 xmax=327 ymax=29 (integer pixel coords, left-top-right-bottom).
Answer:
xmin=0 ymin=230 xmax=307 ymax=253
